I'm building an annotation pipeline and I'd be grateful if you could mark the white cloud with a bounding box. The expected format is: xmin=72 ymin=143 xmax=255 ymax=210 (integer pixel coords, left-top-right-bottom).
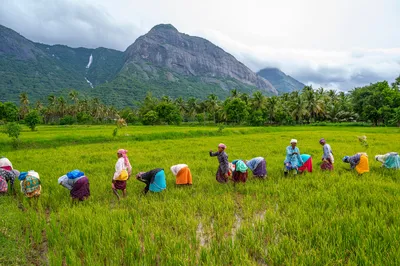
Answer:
xmin=0 ymin=0 xmax=399 ymax=90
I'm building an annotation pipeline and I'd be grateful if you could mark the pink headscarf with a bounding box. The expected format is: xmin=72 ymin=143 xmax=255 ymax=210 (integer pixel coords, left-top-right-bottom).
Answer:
xmin=218 ymin=143 xmax=226 ymax=149
xmin=118 ymin=149 xmax=132 ymax=171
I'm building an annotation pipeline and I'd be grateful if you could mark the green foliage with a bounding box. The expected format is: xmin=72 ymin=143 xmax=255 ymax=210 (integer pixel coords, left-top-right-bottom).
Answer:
xmin=2 ymin=76 xmax=400 ymax=128
xmin=142 ymin=110 xmax=159 ymax=125
xmin=196 ymin=113 xmax=205 ymax=123
xmin=59 ymin=115 xmax=76 ymax=125
xmin=3 ymin=122 xmax=22 ymax=148
xmin=119 ymin=107 xmax=138 ymax=124
xmin=224 ymin=98 xmax=249 ymax=124
xmin=249 ymin=110 xmax=264 ymax=126
xmin=112 ymin=127 xmax=118 ymax=137
xmin=1 ymin=102 xmax=19 ymax=122
xmin=155 ymin=102 xmax=182 ymax=125
xmin=76 ymin=112 xmax=93 ymax=124
xmin=24 ymin=110 xmax=41 ymax=131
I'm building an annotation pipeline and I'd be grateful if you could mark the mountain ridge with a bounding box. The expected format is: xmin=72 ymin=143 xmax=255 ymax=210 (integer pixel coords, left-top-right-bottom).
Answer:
xmin=0 ymin=23 xmax=304 ymax=106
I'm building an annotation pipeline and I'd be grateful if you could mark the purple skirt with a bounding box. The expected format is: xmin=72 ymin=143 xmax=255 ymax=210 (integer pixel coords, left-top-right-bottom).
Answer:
xmin=253 ymin=160 xmax=267 ymax=177
xmin=232 ymin=171 xmax=248 ymax=183
xmin=321 ymin=159 xmax=334 ymax=171
xmin=70 ymin=176 xmax=90 ymax=200
xmin=114 ymin=180 xmax=127 ymax=190
xmin=216 ymin=168 xmax=228 ymax=183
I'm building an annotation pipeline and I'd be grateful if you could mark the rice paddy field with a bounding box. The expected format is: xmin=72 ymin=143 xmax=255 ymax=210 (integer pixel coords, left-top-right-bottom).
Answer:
xmin=1 ymin=125 xmax=400 ymax=265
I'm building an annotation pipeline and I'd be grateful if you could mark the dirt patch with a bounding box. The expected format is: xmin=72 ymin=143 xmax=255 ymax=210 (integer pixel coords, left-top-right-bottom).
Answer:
xmin=231 ymin=213 xmax=242 ymax=244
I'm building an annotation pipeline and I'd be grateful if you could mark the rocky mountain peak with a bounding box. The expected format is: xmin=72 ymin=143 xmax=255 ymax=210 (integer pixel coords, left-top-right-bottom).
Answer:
xmin=149 ymin=24 xmax=179 ymax=33
xmin=124 ymin=24 xmax=278 ymax=95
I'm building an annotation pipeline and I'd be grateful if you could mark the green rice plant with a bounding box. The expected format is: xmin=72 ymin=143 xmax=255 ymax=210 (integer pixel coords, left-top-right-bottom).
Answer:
xmin=1 ymin=126 xmax=400 ymax=265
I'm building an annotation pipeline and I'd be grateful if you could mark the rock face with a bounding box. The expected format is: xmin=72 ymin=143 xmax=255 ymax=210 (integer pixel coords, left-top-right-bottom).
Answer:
xmin=124 ymin=24 xmax=278 ymax=95
xmin=2 ymin=23 xmax=307 ymax=105
xmin=0 ymin=24 xmax=44 ymax=60
xmin=257 ymin=67 xmax=305 ymax=94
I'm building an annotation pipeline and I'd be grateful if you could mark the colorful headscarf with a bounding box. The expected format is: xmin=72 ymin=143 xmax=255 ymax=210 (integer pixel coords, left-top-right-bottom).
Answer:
xmin=319 ymin=138 xmax=326 ymax=144
xmin=118 ymin=149 xmax=132 ymax=170
xmin=18 ymin=172 xmax=28 ymax=181
xmin=218 ymin=143 xmax=226 ymax=149
xmin=67 ymin=170 xmax=84 ymax=179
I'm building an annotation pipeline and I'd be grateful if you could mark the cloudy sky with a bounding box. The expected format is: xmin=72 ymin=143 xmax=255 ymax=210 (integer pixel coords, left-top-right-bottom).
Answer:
xmin=1 ymin=0 xmax=399 ymax=90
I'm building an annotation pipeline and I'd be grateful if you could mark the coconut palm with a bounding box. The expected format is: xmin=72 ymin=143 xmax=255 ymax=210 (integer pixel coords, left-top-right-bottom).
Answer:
xmin=19 ymin=92 xmax=29 ymax=119
xmin=206 ymin=94 xmax=219 ymax=123
xmin=251 ymin=91 xmax=265 ymax=110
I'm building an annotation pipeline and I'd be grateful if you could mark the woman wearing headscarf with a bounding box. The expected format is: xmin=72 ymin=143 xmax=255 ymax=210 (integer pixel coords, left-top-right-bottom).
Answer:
xmin=209 ymin=143 xmax=230 ymax=183
xmin=170 ymin=164 xmax=192 ymax=185
xmin=245 ymin=157 xmax=267 ymax=178
xmin=375 ymin=152 xmax=400 ymax=169
xmin=284 ymin=139 xmax=304 ymax=176
xmin=19 ymin=170 xmax=41 ymax=198
xmin=231 ymin=159 xmax=248 ymax=183
xmin=112 ymin=149 xmax=132 ymax=200
xmin=136 ymin=168 xmax=166 ymax=194
xmin=0 ymin=157 xmax=20 ymax=193
xmin=58 ymin=170 xmax=90 ymax=201
xmin=342 ymin=153 xmax=369 ymax=174
xmin=298 ymin=154 xmax=313 ymax=173
xmin=319 ymin=138 xmax=334 ymax=171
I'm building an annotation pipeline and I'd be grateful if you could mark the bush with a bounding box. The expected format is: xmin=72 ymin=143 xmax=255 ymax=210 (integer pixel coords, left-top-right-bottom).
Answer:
xmin=77 ymin=112 xmax=93 ymax=124
xmin=196 ymin=113 xmax=205 ymax=124
xmin=4 ymin=122 xmax=22 ymax=148
xmin=25 ymin=110 xmax=42 ymax=131
xmin=249 ymin=110 xmax=264 ymax=126
xmin=142 ymin=111 xmax=159 ymax=125
xmin=60 ymin=115 xmax=77 ymax=125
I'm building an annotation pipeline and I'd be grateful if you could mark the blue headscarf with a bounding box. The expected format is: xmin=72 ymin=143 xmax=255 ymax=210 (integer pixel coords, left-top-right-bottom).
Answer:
xmin=342 ymin=156 xmax=350 ymax=163
xmin=67 ymin=169 xmax=85 ymax=179
xmin=18 ymin=172 xmax=28 ymax=181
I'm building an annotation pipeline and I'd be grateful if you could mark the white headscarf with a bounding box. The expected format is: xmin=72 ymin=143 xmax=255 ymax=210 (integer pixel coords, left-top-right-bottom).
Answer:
xmin=290 ymin=139 xmax=297 ymax=144
xmin=170 ymin=164 xmax=188 ymax=176
xmin=0 ymin=157 xmax=13 ymax=169
xmin=58 ymin=175 xmax=68 ymax=184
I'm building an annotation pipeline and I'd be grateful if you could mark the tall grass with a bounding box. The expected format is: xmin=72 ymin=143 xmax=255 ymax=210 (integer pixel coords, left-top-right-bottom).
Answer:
xmin=1 ymin=126 xmax=400 ymax=265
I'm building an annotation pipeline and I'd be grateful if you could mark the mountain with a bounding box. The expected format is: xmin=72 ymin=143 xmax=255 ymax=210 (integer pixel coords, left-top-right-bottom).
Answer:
xmin=257 ymin=68 xmax=305 ymax=94
xmin=0 ymin=24 xmax=123 ymax=103
xmin=91 ymin=24 xmax=278 ymax=105
xmin=1 ymin=23 xmax=292 ymax=106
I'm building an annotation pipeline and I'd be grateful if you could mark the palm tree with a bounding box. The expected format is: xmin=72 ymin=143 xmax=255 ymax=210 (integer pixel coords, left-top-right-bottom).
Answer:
xmin=19 ymin=92 xmax=29 ymax=119
xmin=251 ymin=91 xmax=265 ymax=110
xmin=161 ymin=96 xmax=173 ymax=103
xmin=35 ymin=100 xmax=43 ymax=112
xmin=266 ymin=96 xmax=278 ymax=123
xmin=302 ymin=86 xmax=325 ymax=122
xmin=58 ymin=96 xmax=67 ymax=117
xmin=175 ymin=97 xmax=187 ymax=115
xmin=230 ymin=89 xmax=239 ymax=98
xmin=69 ymin=90 xmax=79 ymax=116
xmin=187 ymin=97 xmax=199 ymax=119
xmin=206 ymin=94 xmax=219 ymax=123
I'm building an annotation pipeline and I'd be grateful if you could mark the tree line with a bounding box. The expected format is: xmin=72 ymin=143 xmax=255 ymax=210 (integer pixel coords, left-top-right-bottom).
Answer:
xmin=1 ymin=75 xmax=400 ymax=129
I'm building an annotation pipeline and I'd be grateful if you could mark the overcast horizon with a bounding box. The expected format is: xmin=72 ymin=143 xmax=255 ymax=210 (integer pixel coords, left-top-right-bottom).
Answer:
xmin=1 ymin=0 xmax=399 ymax=91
